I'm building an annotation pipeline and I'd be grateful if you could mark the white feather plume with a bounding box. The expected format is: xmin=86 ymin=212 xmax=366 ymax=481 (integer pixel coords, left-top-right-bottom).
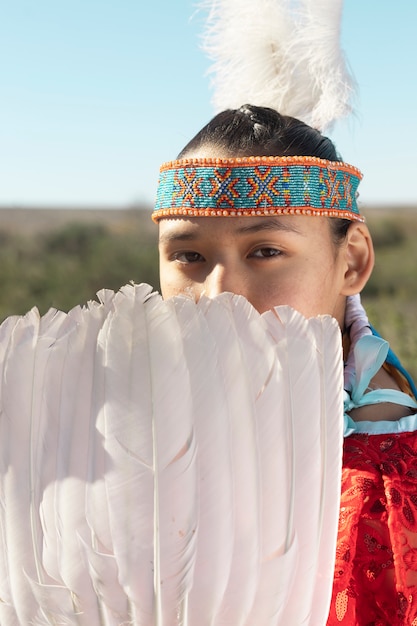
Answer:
xmin=0 ymin=284 xmax=344 ymax=625
xmin=200 ymin=0 xmax=355 ymax=130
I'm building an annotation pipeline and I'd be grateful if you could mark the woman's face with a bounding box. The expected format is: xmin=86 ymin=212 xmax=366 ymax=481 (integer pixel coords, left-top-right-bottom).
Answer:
xmin=159 ymin=214 xmax=351 ymax=326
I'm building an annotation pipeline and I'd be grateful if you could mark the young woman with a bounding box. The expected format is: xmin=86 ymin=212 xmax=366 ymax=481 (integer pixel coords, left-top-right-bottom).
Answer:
xmin=153 ymin=104 xmax=417 ymax=625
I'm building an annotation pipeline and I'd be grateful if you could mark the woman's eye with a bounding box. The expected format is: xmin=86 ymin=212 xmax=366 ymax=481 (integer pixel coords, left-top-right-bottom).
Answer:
xmin=250 ymin=247 xmax=282 ymax=258
xmin=174 ymin=251 xmax=205 ymax=264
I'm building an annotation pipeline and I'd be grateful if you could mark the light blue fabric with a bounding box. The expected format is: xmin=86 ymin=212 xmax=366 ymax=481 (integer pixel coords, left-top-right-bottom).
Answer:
xmin=344 ymin=412 xmax=417 ymax=436
xmin=344 ymin=334 xmax=417 ymax=437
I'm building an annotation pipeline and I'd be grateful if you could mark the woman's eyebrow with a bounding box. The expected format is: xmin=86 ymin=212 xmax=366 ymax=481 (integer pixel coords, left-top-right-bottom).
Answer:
xmin=159 ymin=230 xmax=200 ymax=244
xmin=235 ymin=219 xmax=303 ymax=235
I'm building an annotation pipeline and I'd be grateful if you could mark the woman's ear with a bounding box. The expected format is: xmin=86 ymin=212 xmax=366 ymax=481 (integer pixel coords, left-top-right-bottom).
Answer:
xmin=341 ymin=222 xmax=375 ymax=295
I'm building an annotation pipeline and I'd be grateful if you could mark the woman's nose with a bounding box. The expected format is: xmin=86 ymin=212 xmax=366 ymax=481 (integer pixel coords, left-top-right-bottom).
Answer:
xmin=203 ymin=264 xmax=246 ymax=299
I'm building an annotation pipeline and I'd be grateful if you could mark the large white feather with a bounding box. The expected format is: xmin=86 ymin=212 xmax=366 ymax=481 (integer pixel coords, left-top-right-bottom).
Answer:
xmin=234 ymin=301 xmax=297 ymax=625
xmin=201 ymin=294 xmax=262 ymax=624
xmin=91 ymin=283 xmax=157 ymax=624
xmin=263 ymin=307 xmax=343 ymax=625
xmin=0 ymin=307 xmax=74 ymax=625
xmin=0 ymin=314 xmax=24 ymax=626
xmin=97 ymin=284 xmax=199 ymax=625
xmin=173 ymin=295 xmax=235 ymax=625
xmin=38 ymin=297 xmax=117 ymax=625
xmin=0 ymin=284 xmax=344 ymax=625
xmin=307 ymin=316 xmax=344 ymax=625
xmin=200 ymin=0 xmax=355 ymax=130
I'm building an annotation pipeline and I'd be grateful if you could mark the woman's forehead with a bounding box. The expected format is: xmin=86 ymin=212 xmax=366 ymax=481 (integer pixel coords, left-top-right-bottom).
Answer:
xmin=158 ymin=214 xmax=331 ymax=243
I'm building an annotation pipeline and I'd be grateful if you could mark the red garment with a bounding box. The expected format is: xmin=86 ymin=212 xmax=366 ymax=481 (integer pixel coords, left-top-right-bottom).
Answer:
xmin=327 ymin=431 xmax=417 ymax=626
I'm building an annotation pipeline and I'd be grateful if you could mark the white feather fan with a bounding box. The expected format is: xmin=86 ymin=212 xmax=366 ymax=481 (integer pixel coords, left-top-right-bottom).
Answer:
xmin=0 ymin=283 xmax=344 ymax=625
xmin=200 ymin=0 xmax=355 ymax=131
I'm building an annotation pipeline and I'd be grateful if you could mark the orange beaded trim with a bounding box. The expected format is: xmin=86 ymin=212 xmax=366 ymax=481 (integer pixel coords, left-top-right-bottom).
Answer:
xmin=153 ymin=206 xmax=362 ymax=220
xmin=153 ymin=156 xmax=365 ymax=223
xmin=159 ymin=155 xmax=362 ymax=175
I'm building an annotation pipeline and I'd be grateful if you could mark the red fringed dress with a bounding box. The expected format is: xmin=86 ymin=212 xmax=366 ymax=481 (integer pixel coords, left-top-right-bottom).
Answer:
xmin=327 ymin=336 xmax=417 ymax=626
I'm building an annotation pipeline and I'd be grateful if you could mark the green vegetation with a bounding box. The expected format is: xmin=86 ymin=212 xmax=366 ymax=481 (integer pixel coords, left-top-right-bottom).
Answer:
xmin=362 ymin=209 xmax=417 ymax=381
xmin=0 ymin=206 xmax=416 ymax=379
xmin=0 ymin=209 xmax=159 ymax=320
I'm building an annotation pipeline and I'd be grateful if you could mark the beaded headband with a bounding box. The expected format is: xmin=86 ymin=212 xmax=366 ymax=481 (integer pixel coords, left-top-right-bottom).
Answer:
xmin=152 ymin=156 xmax=364 ymax=223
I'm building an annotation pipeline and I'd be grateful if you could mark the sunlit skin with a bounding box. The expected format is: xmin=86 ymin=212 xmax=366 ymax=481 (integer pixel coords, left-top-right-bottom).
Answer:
xmin=160 ymin=214 xmax=358 ymax=326
xmin=158 ymin=212 xmax=413 ymax=422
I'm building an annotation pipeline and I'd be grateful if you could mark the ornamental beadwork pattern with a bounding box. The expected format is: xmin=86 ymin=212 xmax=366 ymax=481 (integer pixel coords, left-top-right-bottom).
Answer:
xmin=327 ymin=431 xmax=417 ymax=626
xmin=153 ymin=156 xmax=364 ymax=222
xmin=208 ymin=167 xmax=240 ymax=207
xmin=246 ymin=166 xmax=282 ymax=206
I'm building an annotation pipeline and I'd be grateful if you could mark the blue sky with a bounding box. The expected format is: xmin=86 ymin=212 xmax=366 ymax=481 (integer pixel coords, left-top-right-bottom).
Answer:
xmin=1 ymin=1 xmax=416 ymax=207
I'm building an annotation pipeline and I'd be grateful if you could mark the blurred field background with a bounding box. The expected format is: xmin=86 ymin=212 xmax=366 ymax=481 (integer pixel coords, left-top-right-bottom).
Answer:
xmin=0 ymin=205 xmax=416 ymax=380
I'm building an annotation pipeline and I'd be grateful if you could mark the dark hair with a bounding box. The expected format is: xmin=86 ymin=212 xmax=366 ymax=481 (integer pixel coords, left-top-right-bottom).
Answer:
xmin=178 ymin=105 xmax=341 ymax=160
xmin=178 ymin=104 xmax=351 ymax=243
